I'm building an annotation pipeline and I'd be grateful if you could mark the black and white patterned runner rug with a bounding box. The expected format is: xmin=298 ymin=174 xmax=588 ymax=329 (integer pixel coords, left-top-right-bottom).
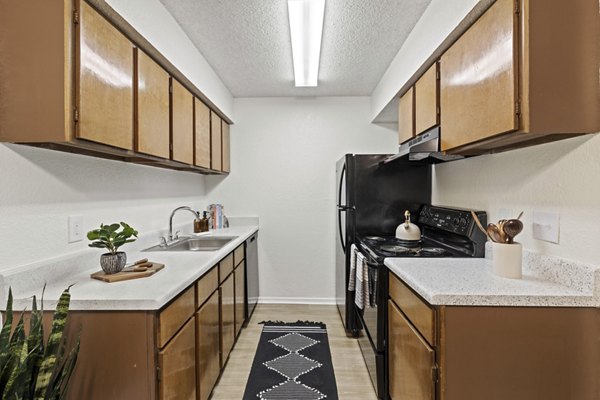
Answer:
xmin=242 ymin=321 xmax=339 ymax=400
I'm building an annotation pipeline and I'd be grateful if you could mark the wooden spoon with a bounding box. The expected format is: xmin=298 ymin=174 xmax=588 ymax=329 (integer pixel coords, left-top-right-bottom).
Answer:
xmin=487 ymin=223 xmax=503 ymax=243
xmin=497 ymin=220 xmax=508 ymax=243
xmin=471 ymin=211 xmax=494 ymax=242
xmin=503 ymin=219 xmax=524 ymax=244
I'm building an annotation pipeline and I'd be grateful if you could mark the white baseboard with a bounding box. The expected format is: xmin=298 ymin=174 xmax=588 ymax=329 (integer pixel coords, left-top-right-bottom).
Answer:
xmin=258 ymin=297 xmax=337 ymax=305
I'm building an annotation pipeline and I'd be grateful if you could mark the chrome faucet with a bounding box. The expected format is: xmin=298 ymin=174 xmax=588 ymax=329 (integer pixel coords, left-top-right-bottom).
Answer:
xmin=166 ymin=206 xmax=200 ymax=243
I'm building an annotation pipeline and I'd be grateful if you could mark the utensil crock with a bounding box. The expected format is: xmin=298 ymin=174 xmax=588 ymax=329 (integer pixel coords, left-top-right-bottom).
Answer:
xmin=492 ymin=242 xmax=522 ymax=279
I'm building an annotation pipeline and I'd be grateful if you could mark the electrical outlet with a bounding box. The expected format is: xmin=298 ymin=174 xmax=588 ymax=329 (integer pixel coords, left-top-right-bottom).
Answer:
xmin=532 ymin=211 xmax=560 ymax=243
xmin=68 ymin=215 xmax=84 ymax=243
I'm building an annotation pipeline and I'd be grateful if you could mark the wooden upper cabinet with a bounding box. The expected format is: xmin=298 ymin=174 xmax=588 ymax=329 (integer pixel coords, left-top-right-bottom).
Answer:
xmin=415 ymin=63 xmax=439 ymax=135
xmin=221 ymin=121 xmax=230 ymax=173
xmin=398 ymin=87 xmax=414 ymax=144
xmin=194 ymin=99 xmax=211 ymax=169
xmin=210 ymin=111 xmax=222 ymax=171
xmin=76 ymin=1 xmax=133 ymax=150
xmin=170 ymin=78 xmax=194 ymax=164
xmin=388 ymin=300 xmax=435 ymax=400
xmin=440 ymin=0 xmax=517 ymax=152
xmin=158 ymin=318 xmax=196 ymax=400
xmin=135 ymin=49 xmax=170 ymax=158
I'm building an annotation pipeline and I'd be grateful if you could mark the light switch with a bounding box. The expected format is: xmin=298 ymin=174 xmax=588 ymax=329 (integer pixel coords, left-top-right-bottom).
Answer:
xmin=68 ymin=215 xmax=84 ymax=243
xmin=532 ymin=211 xmax=559 ymax=243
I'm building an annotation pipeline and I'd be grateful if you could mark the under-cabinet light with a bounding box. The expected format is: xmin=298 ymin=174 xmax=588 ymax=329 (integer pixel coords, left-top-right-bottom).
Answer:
xmin=287 ymin=0 xmax=325 ymax=87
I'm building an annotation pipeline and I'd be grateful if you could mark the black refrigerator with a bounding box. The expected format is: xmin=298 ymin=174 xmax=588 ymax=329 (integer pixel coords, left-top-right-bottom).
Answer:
xmin=335 ymin=154 xmax=432 ymax=335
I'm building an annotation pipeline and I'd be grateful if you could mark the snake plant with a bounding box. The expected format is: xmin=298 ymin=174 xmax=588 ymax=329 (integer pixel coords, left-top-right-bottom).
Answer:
xmin=0 ymin=287 xmax=80 ymax=400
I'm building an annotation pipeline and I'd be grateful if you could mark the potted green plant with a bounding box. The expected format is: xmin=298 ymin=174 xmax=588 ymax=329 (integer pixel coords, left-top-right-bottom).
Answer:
xmin=0 ymin=287 xmax=80 ymax=399
xmin=87 ymin=222 xmax=138 ymax=274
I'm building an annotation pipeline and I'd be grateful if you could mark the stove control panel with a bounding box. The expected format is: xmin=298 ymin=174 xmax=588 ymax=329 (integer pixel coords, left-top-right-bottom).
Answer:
xmin=418 ymin=205 xmax=486 ymax=238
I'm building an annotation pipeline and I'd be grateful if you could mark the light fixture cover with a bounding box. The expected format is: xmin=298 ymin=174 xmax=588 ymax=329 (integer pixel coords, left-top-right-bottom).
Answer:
xmin=287 ymin=0 xmax=325 ymax=87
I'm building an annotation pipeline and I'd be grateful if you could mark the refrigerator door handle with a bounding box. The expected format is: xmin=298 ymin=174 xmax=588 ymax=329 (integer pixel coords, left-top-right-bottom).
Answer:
xmin=338 ymin=208 xmax=346 ymax=253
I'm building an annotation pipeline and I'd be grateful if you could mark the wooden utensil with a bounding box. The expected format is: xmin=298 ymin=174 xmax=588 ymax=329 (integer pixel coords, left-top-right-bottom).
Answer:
xmin=497 ymin=219 xmax=508 ymax=243
xmin=503 ymin=219 xmax=524 ymax=244
xmin=486 ymin=223 xmax=503 ymax=243
xmin=471 ymin=211 xmax=494 ymax=242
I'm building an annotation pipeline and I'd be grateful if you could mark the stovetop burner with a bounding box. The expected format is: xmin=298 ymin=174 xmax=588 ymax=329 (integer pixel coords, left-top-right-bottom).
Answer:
xmin=358 ymin=235 xmax=454 ymax=259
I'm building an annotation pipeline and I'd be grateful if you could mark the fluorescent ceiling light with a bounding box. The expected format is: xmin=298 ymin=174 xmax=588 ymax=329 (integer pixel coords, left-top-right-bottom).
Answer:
xmin=287 ymin=0 xmax=325 ymax=87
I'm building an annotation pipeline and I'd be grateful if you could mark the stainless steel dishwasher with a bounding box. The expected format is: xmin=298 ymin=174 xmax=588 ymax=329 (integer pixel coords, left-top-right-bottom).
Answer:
xmin=245 ymin=232 xmax=259 ymax=320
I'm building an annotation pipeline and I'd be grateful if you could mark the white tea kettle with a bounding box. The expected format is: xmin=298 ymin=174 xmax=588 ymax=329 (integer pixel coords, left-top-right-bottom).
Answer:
xmin=396 ymin=210 xmax=421 ymax=241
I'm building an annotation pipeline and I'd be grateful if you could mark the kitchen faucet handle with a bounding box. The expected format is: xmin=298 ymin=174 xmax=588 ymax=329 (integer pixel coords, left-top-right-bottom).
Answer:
xmin=173 ymin=230 xmax=180 ymax=240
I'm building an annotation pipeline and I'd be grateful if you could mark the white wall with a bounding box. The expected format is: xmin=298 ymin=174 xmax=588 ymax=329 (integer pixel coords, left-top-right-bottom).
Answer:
xmin=0 ymin=144 xmax=207 ymax=270
xmin=370 ymin=0 xmax=486 ymax=121
xmin=204 ymin=97 xmax=397 ymax=303
xmin=106 ymin=0 xmax=234 ymax=119
xmin=433 ymin=133 xmax=600 ymax=265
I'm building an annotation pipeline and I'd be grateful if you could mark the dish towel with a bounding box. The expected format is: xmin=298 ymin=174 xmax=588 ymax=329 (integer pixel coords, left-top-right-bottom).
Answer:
xmin=354 ymin=252 xmax=369 ymax=310
xmin=368 ymin=267 xmax=378 ymax=308
xmin=348 ymin=244 xmax=358 ymax=291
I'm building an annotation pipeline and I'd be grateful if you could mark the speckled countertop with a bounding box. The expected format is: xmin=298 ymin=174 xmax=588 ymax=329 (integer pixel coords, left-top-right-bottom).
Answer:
xmin=385 ymin=245 xmax=600 ymax=307
xmin=0 ymin=223 xmax=258 ymax=311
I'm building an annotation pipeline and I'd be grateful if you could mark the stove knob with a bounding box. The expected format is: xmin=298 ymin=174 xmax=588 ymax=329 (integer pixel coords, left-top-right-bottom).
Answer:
xmin=460 ymin=218 xmax=468 ymax=227
xmin=452 ymin=217 xmax=460 ymax=226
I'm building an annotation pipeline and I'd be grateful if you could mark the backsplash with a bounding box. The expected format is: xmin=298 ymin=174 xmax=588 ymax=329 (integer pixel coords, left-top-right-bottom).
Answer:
xmin=433 ymin=132 xmax=600 ymax=265
xmin=0 ymin=143 xmax=207 ymax=270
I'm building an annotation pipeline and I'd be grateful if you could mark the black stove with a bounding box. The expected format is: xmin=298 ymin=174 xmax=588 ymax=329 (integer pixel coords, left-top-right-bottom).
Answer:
xmin=355 ymin=205 xmax=487 ymax=399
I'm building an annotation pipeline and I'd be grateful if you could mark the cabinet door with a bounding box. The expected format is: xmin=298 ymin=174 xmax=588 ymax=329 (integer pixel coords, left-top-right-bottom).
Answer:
xmin=222 ymin=121 xmax=230 ymax=173
xmin=220 ymin=273 xmax=235 ymax=367
xmin=440 ymin=0 xmax=518 ymax=151
xmin=234 ymin=261 xmax=245 ymax=336
xmin=210 ymin=111 xmax=222 ymax=171
xmin=77 ymin=1 xmax=133 ymax=150
xmin=398 ymin=87 xmax=414 ymax=144
xmin=415 ymin=63 xmax=439 ymax=135
xmin=158 ymin=318 xmax=196 ymax=400
xmin=388 ymin=300 xmax=435 ymax=400
xmin=171 ymin=79 xmax=194 ymax=164
xmin=135 ymin=49 xmax=170 ymax=158
xmin=194 ymin=98 xmax=211 ymax=169
xmin=196 ymin=290 xmax=220 ymax=400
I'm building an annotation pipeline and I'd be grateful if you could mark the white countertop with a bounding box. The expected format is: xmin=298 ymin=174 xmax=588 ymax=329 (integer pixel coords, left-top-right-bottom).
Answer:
xmin=1 ymin=225 xmax=258 ymax=311
xmin=385 ymin=247 xmax=600 ymax=307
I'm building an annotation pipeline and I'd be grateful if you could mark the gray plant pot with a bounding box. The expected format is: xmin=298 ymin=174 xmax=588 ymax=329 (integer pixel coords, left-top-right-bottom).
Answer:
xmin=100 ymin=252 xmax=127 ymax=274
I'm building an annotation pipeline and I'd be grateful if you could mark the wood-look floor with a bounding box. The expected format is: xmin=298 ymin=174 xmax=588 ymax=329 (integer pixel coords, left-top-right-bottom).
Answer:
xmin=211 ymin=304 xmax=378 ymax=400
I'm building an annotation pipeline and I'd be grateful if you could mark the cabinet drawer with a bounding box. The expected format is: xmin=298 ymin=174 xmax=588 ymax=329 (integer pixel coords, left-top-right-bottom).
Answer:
xmin=158 ymin=286 xmax=195 ymax=348
xmin=196 ymin=266 xmax=218 ymax=308
xmin=389 ymin=273 xmax=435 ymax=346
xmin=234 ymin=244 xmax=245 ymax=266
xmin=219 ymin=253 xmax=234 ymax=282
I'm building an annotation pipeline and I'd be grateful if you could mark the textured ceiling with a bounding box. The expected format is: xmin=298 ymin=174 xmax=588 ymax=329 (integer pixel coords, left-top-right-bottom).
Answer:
xmin=160 ymin=0 xmax=432 ymax=97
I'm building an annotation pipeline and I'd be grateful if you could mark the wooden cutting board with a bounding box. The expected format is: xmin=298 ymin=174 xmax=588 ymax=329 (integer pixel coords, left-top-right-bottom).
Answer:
xmin=91 ymin=263 xmax=165 ymax=283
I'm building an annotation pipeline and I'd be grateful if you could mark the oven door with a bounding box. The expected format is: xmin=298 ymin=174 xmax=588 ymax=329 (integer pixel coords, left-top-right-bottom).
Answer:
xmin=358 ymin=260 xmax=387 ymax=352
xmin=356 ymin=259 xmax=388 ymax=399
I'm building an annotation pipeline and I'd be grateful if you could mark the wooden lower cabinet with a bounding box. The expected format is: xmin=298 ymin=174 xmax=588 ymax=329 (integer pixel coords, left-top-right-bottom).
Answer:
xmin=388 ymin=300 xmax=435 ymax=400
xmin=235 ymin=261 xmax=246 ymax=336
xmin=220 ymin=272 xmax=235 ymax=367
xmin=158 ymin=318 xmax=196 ymax=400
xmin=196 ymin=290 xmax=220 ymax=400
xmin=388 ymin=273 xmax=600 ymax=400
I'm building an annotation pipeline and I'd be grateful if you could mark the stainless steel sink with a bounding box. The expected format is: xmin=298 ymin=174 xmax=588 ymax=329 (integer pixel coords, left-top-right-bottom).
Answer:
xmin=143 ymin=236 xmax=237 ymax=252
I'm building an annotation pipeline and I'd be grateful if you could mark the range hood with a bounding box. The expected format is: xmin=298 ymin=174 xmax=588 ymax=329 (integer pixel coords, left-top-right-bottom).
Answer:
xmin=381 ymin=127 xmax=464 ymax=165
